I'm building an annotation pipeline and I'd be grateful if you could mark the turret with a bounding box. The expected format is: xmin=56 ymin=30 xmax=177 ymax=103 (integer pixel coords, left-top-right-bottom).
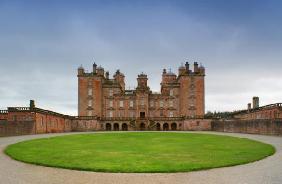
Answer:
xmin=198 ymin=63 xmax=205 ymax=75
xmin=162 ymin=68 xmax=176 ymax=84
xmin=178 ymin=64 xmax=186 ymax=76
xmin=77 ymin=65 xmax=84 ymax=76
xmin=137 ymin=72 xmax=148 ymax=89
xmin=96 ymin=66 xmax=104 ymax=76
xmin=114 ymin=69 xmax=125 ymax=91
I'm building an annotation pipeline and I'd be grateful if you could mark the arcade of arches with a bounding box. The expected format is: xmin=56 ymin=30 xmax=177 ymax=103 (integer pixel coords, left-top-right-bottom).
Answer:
xmin=104 ymin=122 xmax=179 ymax=131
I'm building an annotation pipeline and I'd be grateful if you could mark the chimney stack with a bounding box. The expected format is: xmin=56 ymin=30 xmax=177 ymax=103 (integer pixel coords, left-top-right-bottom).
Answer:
xmin=247 ymin=103 xmax=251 ymax=110
xmin=194 ymin=62 xmax=199 ymax=73
xmin=30 ymin=100 xmax=35 ymax=110
xmin=252 ymin=96 xmax=259 ymax=109
xmin=105 ymin=71 xmax=109 ymax=79
xmin=93 ymin=63 xmax=97 ymax=74
xmin=185 ymin=62 xmax=189 ymax=73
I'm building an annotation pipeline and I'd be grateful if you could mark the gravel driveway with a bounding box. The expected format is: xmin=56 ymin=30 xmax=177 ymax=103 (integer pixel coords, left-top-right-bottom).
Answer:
xmin=0 ymin=131 xmax=281 ymax=184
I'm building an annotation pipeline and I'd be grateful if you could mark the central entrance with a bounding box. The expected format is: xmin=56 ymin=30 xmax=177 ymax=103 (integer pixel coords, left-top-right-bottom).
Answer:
xmin=140 ymin=112 xmax=145 ymax=119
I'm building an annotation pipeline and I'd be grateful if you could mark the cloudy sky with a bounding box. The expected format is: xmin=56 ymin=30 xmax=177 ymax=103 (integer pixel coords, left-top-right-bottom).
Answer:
xmin=0 ymin=0 xmax=282 ymax=115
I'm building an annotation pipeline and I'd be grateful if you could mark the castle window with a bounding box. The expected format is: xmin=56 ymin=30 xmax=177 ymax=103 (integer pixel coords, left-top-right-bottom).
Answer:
xmin=169 ymin=100 xmax=173 ymax=107
xmin=170 ymin=89 xmax=173 ymax=96
xmin=150 ymin=101 xmax=154 ymax=107
xmin=88 ymin=79 xmax=92 ymax=86
xmin=88 ymin=88 xmax=92 ymax=96
xmin=109 ymin=100 xmax=113 ymax=107
xmin=130 ymin=111 xmax=134 ymax=117
xmin=160 ymin=100 xmax=164 ymax=108
xmin=88 ymin=100 xmax=92 ymax=107
xmin=109 ymin=89 xmax=113 ymax=96
xmin=160 ymin=110 xmax=164 ymax=116
xmin=169 ymin=111 xmax=173 ymax=117
xmin=109 ymin=111 xmax=113 ymax=117
xmin=140 ymin=99 xmax=145 ymax=106
xmin=87 ymin=110 xmax=92 ymax=116
xmin=119 ymin=111 xmax=124 ymax=117
xmin=119 ymin=100 xmax=124 ymax=107
xmin=130 ymin=100 xmax=134 ymax=107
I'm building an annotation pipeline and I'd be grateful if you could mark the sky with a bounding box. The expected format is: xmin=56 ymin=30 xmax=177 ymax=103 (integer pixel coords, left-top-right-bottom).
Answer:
xmin=0 ymin=0 xmax=282 ymax=115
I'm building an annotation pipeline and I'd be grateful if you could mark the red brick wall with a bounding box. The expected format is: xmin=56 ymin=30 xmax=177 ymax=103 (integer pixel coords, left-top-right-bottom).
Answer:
xmin=71 ymin=119 xmax=100 ymax=131
xmin=0 ymin=113 xmax=8 ymax=120
xmin=34 ymin=113 xmax=72 ymax=134
xmin=183 ymin=119 xmax=211 ymax=131
xmin=211 ymin=119 xmax=282 ymax=136
xmin=0 ymin=120 xmax=35 ymax=136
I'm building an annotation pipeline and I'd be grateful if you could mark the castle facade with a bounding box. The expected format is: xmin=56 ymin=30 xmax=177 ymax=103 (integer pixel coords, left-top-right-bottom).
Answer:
xmin=77 ymin=62 xmax=206 ymax=131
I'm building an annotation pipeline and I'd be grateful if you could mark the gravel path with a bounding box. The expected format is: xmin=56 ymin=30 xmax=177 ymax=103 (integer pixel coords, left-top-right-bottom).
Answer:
xmin=0 ymin=131 xmax=281 ymax=184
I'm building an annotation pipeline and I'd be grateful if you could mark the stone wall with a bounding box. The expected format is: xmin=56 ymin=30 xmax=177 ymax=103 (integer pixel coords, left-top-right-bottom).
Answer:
xmin=211 ymin=119 xmax=282 ymax=136
xmin=0 ymin=120 xmax=35 ymax=137
xmin=71 ymin=119 xmax=100 ymax=131
xmin=183 ymin=119 xmax=211 ymax=131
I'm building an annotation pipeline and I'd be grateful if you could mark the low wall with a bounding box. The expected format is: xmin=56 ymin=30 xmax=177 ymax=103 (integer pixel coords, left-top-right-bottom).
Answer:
xmin=0 ymin=120 xmax=35 ymax=137
xmin=183 ymin=119 xmax=211 ymax=131
xmin=211 ymin=119 xmax=282 ymax=136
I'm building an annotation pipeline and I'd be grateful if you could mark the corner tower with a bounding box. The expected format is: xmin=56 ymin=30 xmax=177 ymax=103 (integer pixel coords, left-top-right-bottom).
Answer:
xmin=178 ymin=62 xmax=205 ymax=118
xmin=77 ymin=63 xmax=103 ymax=116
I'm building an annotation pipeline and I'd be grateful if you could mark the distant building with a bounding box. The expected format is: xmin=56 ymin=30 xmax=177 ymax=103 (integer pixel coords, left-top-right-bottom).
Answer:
xmin=233 ymin=97 xmax=282 ymax=120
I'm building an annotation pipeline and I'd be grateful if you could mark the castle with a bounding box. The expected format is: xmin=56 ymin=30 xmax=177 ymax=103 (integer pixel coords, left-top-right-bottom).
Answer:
xmin=77 ymin=62 xmax=206 ymax=131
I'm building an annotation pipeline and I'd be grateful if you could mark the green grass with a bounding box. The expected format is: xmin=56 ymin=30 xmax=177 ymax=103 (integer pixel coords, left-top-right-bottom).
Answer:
xmin=5 ymin=132 xmax=275 ymax=173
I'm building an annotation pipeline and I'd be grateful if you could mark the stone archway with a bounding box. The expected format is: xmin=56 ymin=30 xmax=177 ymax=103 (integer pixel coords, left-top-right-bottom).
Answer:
xmin=163 ymin=123 xmax=169 ymax=131
xmin=156 ymin=123 xmax=161 ymax=131
xmin=122 ymin=123 xmax=128 ymax=131
xmin=106 ymin=123 xmax=112 ymax=131
xmin=113 ymin=123 xmax=119 ymax=131
xmin=171 ymin=122 xmax=177 ymax=131
xmin=140 ymin=122 xmax=146 ymax=131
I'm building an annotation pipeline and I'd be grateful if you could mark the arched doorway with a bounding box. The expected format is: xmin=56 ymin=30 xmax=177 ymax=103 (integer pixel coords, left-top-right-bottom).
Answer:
xmin=163 ymin=123 xmax=169 ymax=131
xmin=122 ymin=123 xmax=128 ymax=131
xmin=140 ymin=122 xmax=146 ymax=131
xmin=156 ymin=123 xmax=161 ymax=131
xmin=171 ymin=123 xmax=177 ymax=131
xmin=114 ymin=123 xmax=119 ymax=131
xmin=106 ymin=123 xmax=112 ymax=131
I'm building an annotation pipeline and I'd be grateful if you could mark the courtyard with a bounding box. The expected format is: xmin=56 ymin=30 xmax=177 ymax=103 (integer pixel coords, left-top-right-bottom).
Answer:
xmin=0 ymin=132 xmax=282 ymax=184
